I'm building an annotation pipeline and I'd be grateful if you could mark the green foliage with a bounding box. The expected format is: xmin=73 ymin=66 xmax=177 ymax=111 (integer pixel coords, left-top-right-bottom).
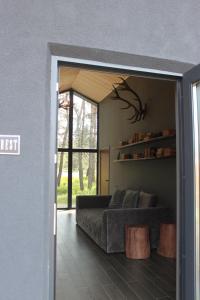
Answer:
xmin=57 ymin=175 xmax=96 ymax=207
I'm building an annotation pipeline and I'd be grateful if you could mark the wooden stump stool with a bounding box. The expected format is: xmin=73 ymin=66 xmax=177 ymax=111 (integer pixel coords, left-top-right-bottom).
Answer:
xmin=125 ymin=225 xmax=150 ymax=259
xmin=157 ymin=223 xmax=176 ymax=258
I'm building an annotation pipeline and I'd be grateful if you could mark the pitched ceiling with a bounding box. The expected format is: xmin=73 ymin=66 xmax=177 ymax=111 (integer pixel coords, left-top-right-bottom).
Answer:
xmin=59 ymin=66 xmax=128 ymax=102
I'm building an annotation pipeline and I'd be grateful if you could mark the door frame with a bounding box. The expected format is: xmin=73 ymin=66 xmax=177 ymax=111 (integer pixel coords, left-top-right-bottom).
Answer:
xmin=49 ymin=54 xmax=186 ymax=300
xmin=181 ymin=65 xmax=200 ymax=300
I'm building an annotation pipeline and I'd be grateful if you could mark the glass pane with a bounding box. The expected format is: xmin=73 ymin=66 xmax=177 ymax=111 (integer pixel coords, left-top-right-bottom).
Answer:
xmin=73 ymin=93 xmax=97 ymax=149
xmin=57 ymin=92 xmax=69 ymax=149
xmin=72 ymin=152 xmax=97 ymax=207
xmin=57 ymin=152 xmax=68 ymax=209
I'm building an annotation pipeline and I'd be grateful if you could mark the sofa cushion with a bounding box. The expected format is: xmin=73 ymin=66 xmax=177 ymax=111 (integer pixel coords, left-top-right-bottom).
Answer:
xmin=109 ymin=189 xmax=125 ymax=209
xmin=122 ymin=190 xmax=139 ymax=208
xmin=138 ymin=191 xmax=157 ymax=208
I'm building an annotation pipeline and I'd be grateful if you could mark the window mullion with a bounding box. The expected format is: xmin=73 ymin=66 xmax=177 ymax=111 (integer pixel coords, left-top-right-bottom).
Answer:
xmin=68 ymin=90 xmax=73 ymax=209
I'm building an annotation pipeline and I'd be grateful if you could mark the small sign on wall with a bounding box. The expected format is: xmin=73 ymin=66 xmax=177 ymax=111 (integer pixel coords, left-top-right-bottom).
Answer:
xmin=0 ymin=135 xmax=20 ymax=155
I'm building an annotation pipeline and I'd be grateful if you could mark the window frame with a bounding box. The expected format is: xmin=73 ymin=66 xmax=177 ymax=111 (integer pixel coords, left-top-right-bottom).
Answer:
xmin=57 ymin=88 xmax=99 ymax=209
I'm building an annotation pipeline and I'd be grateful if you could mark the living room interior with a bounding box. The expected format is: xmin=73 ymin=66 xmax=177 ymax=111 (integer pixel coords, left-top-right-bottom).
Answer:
xmin=56 ymin=65 xmax=177 ymax=300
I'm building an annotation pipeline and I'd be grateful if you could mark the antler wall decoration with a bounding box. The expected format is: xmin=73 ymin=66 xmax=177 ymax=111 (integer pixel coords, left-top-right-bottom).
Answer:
xmin=58 ymin=92 xmax=70 ymax=110
xmin=112 ymin=77 xmax=147 ymax=124
xmin=59 ymin=98 xmax=70 ymax=110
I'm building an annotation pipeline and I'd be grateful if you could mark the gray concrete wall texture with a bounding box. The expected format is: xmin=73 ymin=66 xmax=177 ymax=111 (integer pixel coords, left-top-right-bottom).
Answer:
xmin=0 ymin=1 xmax=200 ymax=299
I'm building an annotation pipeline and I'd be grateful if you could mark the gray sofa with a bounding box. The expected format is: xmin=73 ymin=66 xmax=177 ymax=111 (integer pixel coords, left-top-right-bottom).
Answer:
xmin=76 ymin=194 xmax=170 ymax=253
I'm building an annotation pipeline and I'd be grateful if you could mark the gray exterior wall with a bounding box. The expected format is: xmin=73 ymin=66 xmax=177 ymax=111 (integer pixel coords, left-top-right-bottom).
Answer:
xmin=0 ymin=1 xmax=200 ymax=299
xmin=99 ymin=77 xmax=176 ymax=218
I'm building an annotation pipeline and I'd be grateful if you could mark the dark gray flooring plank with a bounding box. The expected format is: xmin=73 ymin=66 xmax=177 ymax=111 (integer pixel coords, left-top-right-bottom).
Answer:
xmin=79 ymin=268 xmax=113 ymax=286
xmin=103 ymin=283 xmax=126 ymax=300
xmin=151 ymin=251 xmax=176 ymax=270
xmin=56 ymin=279 xmax=92 ymax=300
xmin=139 ymin=258 xmax=176 ymax=284
xmin=113 ymin=254 xmax=159 ymax=284
xmin=128 ymin=280 xmax=155 ymax=300
xmin=167 ymin=291 xmax=176 ymax=299
xmin=105 ymin=267 xmax=140 ymax=300
xmin=153 ymin=276 xmax=176 ymax=294
xmin=129 ymin=277 xmax=167 ymax=299
xmin=145 ymin=279 xmax=168 ymax=298
xmin=129 ymin=258 xmax=176 ymax=293
xmin=107 ymin=255 xmax=138 ymax=283
xmin=56 ymin=211 xmax=176 ymax=300
xmin=87 ymin=284 xmax=112 ymax=300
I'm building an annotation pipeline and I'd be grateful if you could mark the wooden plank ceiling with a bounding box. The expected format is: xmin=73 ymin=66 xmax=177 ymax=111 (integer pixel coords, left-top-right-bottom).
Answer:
xmin=59 ymin=67 xmax=128 ymax=102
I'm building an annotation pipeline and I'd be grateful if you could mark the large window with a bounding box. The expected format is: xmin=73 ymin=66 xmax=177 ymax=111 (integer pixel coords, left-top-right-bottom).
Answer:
xmin=57 ymin=90 xmax=98 ymax=209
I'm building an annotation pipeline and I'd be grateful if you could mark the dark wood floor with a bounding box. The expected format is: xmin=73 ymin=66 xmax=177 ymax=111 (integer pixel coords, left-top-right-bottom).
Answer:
xmin=56 ymin=211 xmax=176 ymax=300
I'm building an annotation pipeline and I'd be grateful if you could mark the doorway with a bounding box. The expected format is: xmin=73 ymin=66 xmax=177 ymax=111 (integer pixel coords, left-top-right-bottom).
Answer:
xmin=54 ymin=62 xmax=179 ymax=300
xmin=100 ymin=148 xmax=110 ymax=195
xmin=48 ymin=54 xmax=199 ymax=299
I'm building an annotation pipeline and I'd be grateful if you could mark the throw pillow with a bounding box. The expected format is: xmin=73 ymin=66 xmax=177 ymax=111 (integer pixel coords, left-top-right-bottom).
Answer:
xmin=138 ymin=191 xmax=157 ymax=208
xmin=109 ymin=189 xmax=125 ymax=209
xmin=122 ymin=190 xmax=139 ymax=208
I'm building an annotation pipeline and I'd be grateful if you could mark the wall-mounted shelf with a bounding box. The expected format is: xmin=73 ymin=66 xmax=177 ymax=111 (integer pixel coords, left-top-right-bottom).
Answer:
xmin=114 ymin=155 xmax=176 ymax=163
xmin=115 ymin=134 xmax=176 ymax=150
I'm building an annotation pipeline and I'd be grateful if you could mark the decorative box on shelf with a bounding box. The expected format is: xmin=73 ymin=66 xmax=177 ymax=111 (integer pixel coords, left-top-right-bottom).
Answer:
xmin=114 ymin=129 xmax=176 ymax=163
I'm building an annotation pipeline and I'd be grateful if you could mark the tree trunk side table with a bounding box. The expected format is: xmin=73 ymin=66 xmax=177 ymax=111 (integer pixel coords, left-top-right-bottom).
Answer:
xmin=125 ymin=225 xmax=150 ymax=259
xmin=157 ymin=223 xmax=176 ymax=258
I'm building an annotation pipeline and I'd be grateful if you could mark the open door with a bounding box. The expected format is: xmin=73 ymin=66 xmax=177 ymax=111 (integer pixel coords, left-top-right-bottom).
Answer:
xmin=181 ymin=65 xmax=200 ymax=300
xmin=99 ymin=148 xmax=110 ymax=195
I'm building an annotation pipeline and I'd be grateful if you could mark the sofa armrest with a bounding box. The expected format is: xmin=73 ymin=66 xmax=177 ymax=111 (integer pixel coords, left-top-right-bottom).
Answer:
xmin=76 ymin=195 xmax=112 ymax=209
xmin=103 ymin=207 xmax=170 ymax=224
xmin=102 ymin=207 xmax=170 ymax=252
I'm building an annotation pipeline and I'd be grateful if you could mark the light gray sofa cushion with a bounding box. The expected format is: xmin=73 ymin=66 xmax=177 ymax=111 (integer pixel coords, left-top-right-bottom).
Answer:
xmin=138 ymin=191 xmax=157 ymax=208
xmin=122 ymin=190 xmax=139 ymax=208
